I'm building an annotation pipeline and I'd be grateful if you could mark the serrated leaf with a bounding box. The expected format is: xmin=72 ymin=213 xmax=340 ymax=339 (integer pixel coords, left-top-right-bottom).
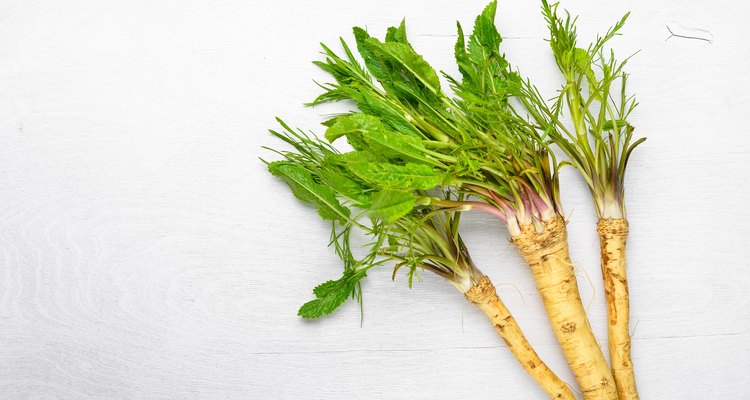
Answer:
xmin=321 ymin=116 xmax=338 ymax=127
xmin=454 ymin=22 xmax=471 ymax=79
xmin=298 ymin=272 xmax=364 ymax=318
xmin=367 ymin=189 xmax=416 ymax=223
xmin=268 ymin=161 xmax=350 ymax=222
xmin=451 ymin=0 xmax=515 ymax=127
xmin=316 ymin=168 xmax=372 ymax=206
xmin=364 ymin=39 xmax=441 ymax=94
xmin=353 ymin=27 xmax=388 ymax=82
xmin=363 ymin=128 xmax=434 ymax=165
xmin=325 ymin=113 xmax=435 ymax=165
xmin=326 ymin=150 xmax=383 ymax=166
xmin=347 ymin=162 xmax=442 ymax=190
xmin=350 ymin=96 xmax=423 ymax=139
xmin=324 ymin=113 xmax=385 ymax=142
xmin=467 ymin=1 xmax=502 ymax=64
xmin=385 ymin=19 xmax=409 ymax=45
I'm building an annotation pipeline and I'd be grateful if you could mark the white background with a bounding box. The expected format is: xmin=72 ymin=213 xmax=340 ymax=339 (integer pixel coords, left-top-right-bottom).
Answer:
xmin=1 ymin=1 xmax=748 ymax=399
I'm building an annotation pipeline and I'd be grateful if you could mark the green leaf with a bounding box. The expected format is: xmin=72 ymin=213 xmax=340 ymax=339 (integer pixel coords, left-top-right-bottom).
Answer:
xmin=352 ymin=96 xmax=424 ymax=139
xmin=602 ymin=119 xmax=629 ymax=131
xmin=451 ymin=0 xmax=514 ymax=127
xmin=365 ymin=39 xmax=441 ymax=94
xmin=467 ymin=1 xmax=502 ymax=64
xmin=367 ymin=189 xmax=416 ymax=223
xmin=347 ymin=162 xmax=443 ymax=190
xmin=316 ymin=168 xmax=372 ymax=206
xmin=324 ymin=113 xmax=385 ymax=142
xmin=326 ymin=150 xmax=383 ymax=166
xmin=454 ymin=22 xmax=472 ymax=80
xmin=354 ymin=23 xmax=441 ymax=97
xmin=385 ymin=19 xmax=409 ymax=45
xmin=353 ymin=27 xmax=388 ymax=82
xmin=621 ymin=136 xmax=646 ymax=175
xmin=268 ymin=161 xmax=351 ymax=222
xmin=363 ymin=128 xmax=435 ymax=165
xmin=573 ymin=47 xmax=590 ymax=70
xmin=325 ymin=113 xmax=436 ymax=165
xmin=298 ymin=271 xmax=365 ymax=318
xmin=573 ymin=47 xmax=598 ymax=93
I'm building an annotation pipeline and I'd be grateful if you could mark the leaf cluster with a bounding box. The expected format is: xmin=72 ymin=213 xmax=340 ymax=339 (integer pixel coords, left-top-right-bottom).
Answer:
xmin=310 ymin=2 xmax=563 ymax=230
xmin=263 ymin=0 xmax=643 ymax=318
xmin=263 ymin=124 xmax=480 ymax=318
xmin=516 ymin=1 xmax=644 ymax=218
xmin=264 ymin=1 xmax=569 ymax=318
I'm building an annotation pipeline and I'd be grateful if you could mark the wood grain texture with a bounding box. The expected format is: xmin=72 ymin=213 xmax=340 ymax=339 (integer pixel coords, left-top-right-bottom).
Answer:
xmin=0 ymin=0 xmax=749 ymax=399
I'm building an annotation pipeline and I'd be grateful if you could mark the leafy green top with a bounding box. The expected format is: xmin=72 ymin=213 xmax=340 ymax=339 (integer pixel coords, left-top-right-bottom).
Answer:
xmin=516 ymin=1 xmax=644 ymax=219
xmin=263 ymin=123 xmax=482 ymax=318
xmin=263 ymin=0 xmax=642 ymax=318
xmin=310 ymin=1 xmax=563 ymax=235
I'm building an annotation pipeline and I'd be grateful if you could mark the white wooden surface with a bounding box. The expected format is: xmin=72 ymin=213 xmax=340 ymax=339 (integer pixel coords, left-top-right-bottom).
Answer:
xmin=0 ymin=1 xmax=748 ymax=399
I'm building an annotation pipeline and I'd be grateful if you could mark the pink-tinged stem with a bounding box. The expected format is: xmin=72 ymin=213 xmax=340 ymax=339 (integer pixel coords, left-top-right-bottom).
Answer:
xmin=466 ymin=202 xmax=508 ymax=223
xmin=431 ymin=199 xmax=508 ymax=223
xmin=465 ymin=185 xmax=514 ymax=215
xmin=465 ymin=184 xmax=494 ymax=199
xmin=531 ymin=194 xmax=552 ymax=217
xmin=487 ymin=192 xmax=516 ymax=219
xmin=515 ymin=182 xmax=552 ymax=219
xmin=523 ymin=189 xmax=546 ymax=215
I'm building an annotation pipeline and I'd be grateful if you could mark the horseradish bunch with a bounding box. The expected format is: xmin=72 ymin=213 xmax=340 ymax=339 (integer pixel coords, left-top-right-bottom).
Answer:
xmin=264 ymin=2 xmax=642 ymax=399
